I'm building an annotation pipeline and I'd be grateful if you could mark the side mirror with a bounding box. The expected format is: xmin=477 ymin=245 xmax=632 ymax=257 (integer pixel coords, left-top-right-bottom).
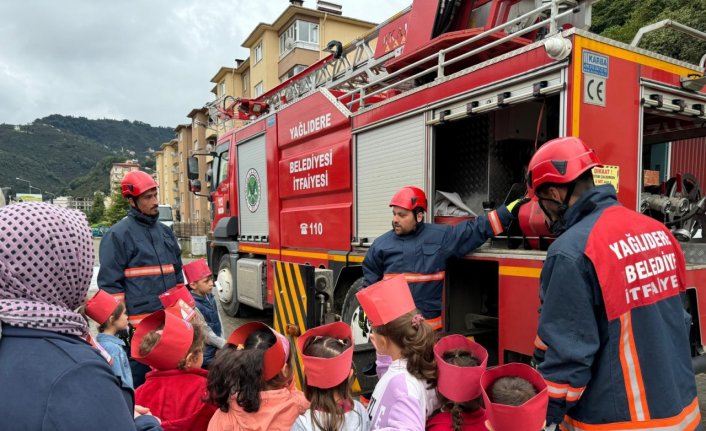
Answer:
xmin=190 ymin=179 xmax=202 ymax=193
xmin=187 ymin=156 xmax=200 ymax=180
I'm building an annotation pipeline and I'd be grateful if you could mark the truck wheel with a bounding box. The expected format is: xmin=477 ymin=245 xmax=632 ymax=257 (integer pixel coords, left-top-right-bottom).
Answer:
xmin=341 ymin=278 xmax=378 ymax=395
xmin=216 ymin=254 xmax=240 ymax=317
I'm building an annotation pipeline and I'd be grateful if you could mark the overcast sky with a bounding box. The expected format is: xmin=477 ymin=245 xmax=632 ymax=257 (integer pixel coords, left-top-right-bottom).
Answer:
xmin=0 ymin=0 xmax=409 ymax=128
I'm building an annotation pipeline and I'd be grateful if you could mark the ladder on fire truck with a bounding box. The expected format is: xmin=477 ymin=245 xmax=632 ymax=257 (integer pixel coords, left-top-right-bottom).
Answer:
xmin=205 ymin=0 xmax=597 ymax=126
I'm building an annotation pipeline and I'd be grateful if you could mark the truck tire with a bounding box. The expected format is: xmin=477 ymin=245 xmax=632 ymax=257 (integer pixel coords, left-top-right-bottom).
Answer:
xmin=216 ymin=254 xmax=240 ymax=317
xmin=340 ymin=278 xmax=378 ymax=395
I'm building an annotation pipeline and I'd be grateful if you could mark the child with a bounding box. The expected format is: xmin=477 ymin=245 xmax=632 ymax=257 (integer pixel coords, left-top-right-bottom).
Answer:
xmin=356 ymin=275 xmax=439 ymax=430
xmin=427 ymin=335 xmax=489 ymax=431
xmin=132 ymin=308 xmax=217 ymax=431
xmin=207 ymin=322 xmax=309 ymax=431
xmin=183 ymin=258 xmax=226 ymax=368
xmin=480 ymin=363 xmax=548 ymax=431
xmin=85 ymin=289 xmax=133 ymax=388
xmin=292 ymin=321 xmax=371 ymax=431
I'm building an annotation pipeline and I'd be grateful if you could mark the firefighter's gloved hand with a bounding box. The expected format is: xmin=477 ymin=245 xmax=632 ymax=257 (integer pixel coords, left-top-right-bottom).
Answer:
xmin=507 ymin=197 xmax=531 ymax=218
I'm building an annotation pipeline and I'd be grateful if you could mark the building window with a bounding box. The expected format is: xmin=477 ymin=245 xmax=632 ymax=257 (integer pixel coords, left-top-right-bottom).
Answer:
xmin=255 ymin=81 xmax=264 ymax=97
xmin=242 ymin=72 xmax=249 ymax=91
xmin=220 ymin=80 xmax=226 ymax=96
xmin=280 ymin=64 xmax=308 ymax=82
xmin=196 ymin=209 xmax=200 ymax=220
xmin=180 ymin=172 xmax=183 ymax=183
xmin=279 ymin=20 xmax=319 ymax=55
xmin=254 ymin=42 xmax=262 ymax=64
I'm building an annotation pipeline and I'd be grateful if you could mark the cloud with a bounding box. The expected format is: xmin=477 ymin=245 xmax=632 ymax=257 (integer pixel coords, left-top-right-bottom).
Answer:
xmin=0 ymin=0 xmax=409 ymax=128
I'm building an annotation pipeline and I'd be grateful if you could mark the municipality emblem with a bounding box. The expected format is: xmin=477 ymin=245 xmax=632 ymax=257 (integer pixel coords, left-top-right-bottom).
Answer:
xmin=245 ymin=168 xmax=261 ymax=213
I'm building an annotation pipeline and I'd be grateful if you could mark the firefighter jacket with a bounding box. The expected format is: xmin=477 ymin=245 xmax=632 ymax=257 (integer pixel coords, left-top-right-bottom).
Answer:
xmin=363 ymin=207 xmax=512 ymax=328
xmin=98 ymin=207 xmax=184 ymax=325
xmin=533 ymin=185 xmax=700 ymax=430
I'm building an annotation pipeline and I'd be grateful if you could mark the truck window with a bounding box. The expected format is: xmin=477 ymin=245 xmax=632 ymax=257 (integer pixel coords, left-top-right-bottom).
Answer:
xmin=217 ymin=150 xmax=229 ymax=186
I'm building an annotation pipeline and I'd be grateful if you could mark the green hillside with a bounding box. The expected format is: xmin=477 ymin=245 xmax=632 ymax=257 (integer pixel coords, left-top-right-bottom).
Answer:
xmin=0 ymin=115 xmax=173 ymax=198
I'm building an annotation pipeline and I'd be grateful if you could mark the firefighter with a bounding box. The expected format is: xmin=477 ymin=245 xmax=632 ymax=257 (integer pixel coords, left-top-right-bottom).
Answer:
xmin=527 ymin=137 xmax=700 ymax=430
xmin=362 ymin=186 xmax=520 ymax=330
xmin=98 ymin=170 xmax=184 ymax=387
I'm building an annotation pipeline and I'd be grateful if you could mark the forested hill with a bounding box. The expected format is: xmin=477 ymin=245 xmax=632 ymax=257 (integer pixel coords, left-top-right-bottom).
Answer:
xmin=0 ymin=115 xmax=173 ymax=198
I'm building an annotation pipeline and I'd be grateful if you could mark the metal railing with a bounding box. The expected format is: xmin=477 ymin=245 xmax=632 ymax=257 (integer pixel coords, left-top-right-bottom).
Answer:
xmin=337 ymin=0 xmax=582 ymax=111
xmin=174 ymin=221 xmax=209 ymax=238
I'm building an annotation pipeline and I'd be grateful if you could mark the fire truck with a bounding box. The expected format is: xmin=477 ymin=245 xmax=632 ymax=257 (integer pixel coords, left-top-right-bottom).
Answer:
xmin=188 ymin=0 xmax=706 ymax=390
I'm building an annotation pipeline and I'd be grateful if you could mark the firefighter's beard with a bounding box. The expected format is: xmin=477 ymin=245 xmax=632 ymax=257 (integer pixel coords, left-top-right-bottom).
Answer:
xmin=392 ymin=221 xmax=417 ymax=236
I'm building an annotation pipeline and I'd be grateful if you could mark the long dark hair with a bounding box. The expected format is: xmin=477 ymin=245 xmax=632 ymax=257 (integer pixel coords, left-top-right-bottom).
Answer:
xmin=207 ymin=328 xmax=293 ymax=413
xmin=302 ymin=335 xmax=356 ymax=431
xmin=373 ymin=310 xmax=437 ymax=387
xmin=440 ymin=349 xmax=482 ymax=431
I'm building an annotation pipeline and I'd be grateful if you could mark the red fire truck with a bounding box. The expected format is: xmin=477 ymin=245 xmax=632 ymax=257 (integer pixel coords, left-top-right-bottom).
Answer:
xmin=188 ymin=0 xmax=706 ymax=390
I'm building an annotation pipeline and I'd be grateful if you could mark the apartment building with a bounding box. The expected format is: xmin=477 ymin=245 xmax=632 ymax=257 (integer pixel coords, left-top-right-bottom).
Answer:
xmin=154 ymin=139 xmax=179 ymax=216
xmin=209 ymin=0 xmax=376 ymax=131
xmin=187 ymin=107 xmax=214 ymax=224
xmin=109 ymin=161 xmax=140 ymax=192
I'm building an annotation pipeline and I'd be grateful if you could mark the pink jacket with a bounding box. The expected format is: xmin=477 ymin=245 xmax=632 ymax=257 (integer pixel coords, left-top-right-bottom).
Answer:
xmin=207 ymin=386 xmax=309 ymax=431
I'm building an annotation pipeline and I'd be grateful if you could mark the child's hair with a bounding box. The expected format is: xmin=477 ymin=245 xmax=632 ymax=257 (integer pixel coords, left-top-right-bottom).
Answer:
xmin=489 ymin=376 xmax=538 ymax=406
xmin=440 ymin=349 xmax=482 ymax=431
xmin=138 ymin=320 xmax=206 ymax=370
xmin=373 ymin=310 xmax=437 ymax=387
xmin=97 ymin=302 xmax=126 ymax=333
xmin=302 ymin=335 xmax=355 ymax=431
xmin=207 ymin=328 xmax=293 ymax=413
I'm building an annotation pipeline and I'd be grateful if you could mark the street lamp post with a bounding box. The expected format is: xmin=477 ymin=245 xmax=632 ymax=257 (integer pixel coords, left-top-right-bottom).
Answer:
xmin=15 ymin=177 xmax=31 ymax=194
xmin=30 ymin=186 xmax=42 ymax=195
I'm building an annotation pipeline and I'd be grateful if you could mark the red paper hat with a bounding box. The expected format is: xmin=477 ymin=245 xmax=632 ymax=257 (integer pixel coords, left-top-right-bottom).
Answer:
xmin=85 ymin=290 xmax=120 ymax=325
xmin=159 ymin=284 xmax=195 ymax=309
xmin=183 ymin=259 xmax=211 ymax=285
xmin=297 ymin=322 xmax=354 ymax=389
xmin=435 ymin=335 xmax=488 ymax=402
xmin=227 ymin=322 xmax=290 ymax=381
xmin=355 ymin=275 xmax=416 ymax=326
xmin=131 ymin=309 xmax=194 ymax=370
xmin=481 ymin=363 xmax=548 ymax=431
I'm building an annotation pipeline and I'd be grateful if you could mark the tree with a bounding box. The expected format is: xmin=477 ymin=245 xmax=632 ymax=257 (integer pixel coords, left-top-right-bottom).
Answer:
xmin=104 ymin=188 xmax=130 ymax=226
xmin=592 ymin=0 xmax=706 ymax=65
xmin=88 ymin=192 xmax=106 ymax=225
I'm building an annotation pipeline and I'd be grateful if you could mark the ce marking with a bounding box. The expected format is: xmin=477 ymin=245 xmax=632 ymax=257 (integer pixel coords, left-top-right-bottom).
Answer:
xmin=584 ymin=76 xmax=606 ymax=107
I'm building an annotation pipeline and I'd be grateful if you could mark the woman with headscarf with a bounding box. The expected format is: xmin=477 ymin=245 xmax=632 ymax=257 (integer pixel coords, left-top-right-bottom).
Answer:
xmin=0 ymin=202 xmax=162 ymax=431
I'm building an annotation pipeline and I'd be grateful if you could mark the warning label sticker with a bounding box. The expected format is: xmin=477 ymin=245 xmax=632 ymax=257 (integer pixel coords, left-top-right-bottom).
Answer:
xmin=593 ymin=165 xmax=619 ymax=192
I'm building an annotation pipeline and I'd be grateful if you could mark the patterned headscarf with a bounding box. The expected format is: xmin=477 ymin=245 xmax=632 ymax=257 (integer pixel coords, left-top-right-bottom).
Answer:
xmin=0 ymin=202 xmax=94 ymax=338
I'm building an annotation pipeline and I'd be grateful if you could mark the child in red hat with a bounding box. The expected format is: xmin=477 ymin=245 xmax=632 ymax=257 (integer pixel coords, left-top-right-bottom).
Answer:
xmin=292 ymin=322 xmax=370 ymax=431
xmin=182 ymin=258 xmax=225 ymax=368
xmin=132 ymin=309 xmax=217 ymax=431
xmin=427 ymin=335 xmax=489 ymax=431
xmin=356 ymin=275 xmax=439 ymax=430
xmin=480 ymin=363 xmax=548 ymax=431
xmin=206 ymin=322 xmax=309 ymax=431
xmin=85 ymin=289 xmax=133 ymax=388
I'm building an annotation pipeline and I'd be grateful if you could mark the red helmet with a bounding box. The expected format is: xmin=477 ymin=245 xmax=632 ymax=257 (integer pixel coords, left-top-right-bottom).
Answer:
xmin=389 ymin=186 xmax=427 ymax=212
xmin=121 ymin=170 xmax=158 ymax=198
xmin=527 ymin=137 xmax=601 ymax=191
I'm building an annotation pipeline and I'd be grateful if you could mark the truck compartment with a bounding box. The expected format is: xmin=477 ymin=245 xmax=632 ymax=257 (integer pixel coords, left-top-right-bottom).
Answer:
xmin=432 ymin=96 xmax=561 ymax=216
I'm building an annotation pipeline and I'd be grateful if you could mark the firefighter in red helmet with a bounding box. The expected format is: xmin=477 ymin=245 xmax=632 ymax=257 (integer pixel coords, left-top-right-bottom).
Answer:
xmin=362 ymin=185 xmax=522 ymax=331
xmin=98 ymin=169 xmax=185 ymax=387
xmin=527 ymin=137 xmax=699 ymax=429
